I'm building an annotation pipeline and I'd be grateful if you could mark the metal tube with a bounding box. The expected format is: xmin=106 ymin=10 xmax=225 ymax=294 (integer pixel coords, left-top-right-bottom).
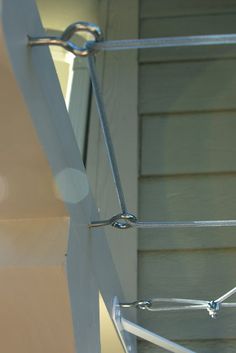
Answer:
xmin=122 ymin=318 xmax=196 ymax=353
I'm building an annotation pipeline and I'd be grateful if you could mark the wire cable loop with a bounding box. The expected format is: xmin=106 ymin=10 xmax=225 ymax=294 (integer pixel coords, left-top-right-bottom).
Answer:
xmin=90 ymin=212 xmax=137 ymax=230
xmin=29 ymin=21 xmax=236 ymax=56
xmin=28 ymin=21 xmax=102 ymax=57
xmin=111 ymin=213 xmax=138 ymax=229
xmin=120 ymin=300 xmax=152 ymax=310
xmin=120 ymin=287 xmax=236 ymax=318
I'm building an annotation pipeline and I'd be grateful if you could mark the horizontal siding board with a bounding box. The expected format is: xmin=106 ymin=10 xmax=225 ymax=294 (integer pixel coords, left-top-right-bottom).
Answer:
xmin=141 ymin=14 xmax=236 ymax=37
xmin=139 ymin=175 xmax=236 ymax=221
xmin=139 ymin=14 xmax=236 ymax=62
xmin=138 ymin=339 xmax=236 ymax=353
xmin=139 ymin=60 xmax=236 ymax=114
xmin=138 ymin=249 xmax=236 ymax=340
xmin=138 ymin=172 xmax=236 ymax=253
xmin=138 ymin=227 xmax=236 ymax=251
xmin=141 ymin=113 xmax=236 ymax=176
xmin=140 ymin=0 xmax=236 ymax=19
xmin=139 ymin=47 xmax=236 ymax=66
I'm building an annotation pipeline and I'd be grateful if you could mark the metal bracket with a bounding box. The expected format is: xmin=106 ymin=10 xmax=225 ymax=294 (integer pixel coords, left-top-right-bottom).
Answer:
xmin=112 ymin=297 xmax=196 ymax=353
xmin=112 ymin=297 xmax=135 ymax=353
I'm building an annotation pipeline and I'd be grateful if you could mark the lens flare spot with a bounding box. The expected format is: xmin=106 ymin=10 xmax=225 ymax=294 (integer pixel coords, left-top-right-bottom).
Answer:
xmin=54 ymin=168 xmax=89 ymax=204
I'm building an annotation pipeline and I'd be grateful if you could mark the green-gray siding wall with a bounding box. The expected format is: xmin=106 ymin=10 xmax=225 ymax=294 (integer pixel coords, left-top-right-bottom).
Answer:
xmin=138 ymin=1 xmax=236 ymax=352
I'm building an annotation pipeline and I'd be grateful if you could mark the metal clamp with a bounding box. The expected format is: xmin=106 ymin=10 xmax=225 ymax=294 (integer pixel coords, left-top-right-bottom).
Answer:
xmin=28 ymin=21 xmax=102 ymax=57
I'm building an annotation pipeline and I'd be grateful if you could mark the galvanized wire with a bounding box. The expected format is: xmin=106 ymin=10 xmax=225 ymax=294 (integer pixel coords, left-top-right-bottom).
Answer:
xmin=146 ymin=305 xmax=208 ymax=312
xmin=88 ymin=33 xmax=236 ymax=52
xmin=134 ymin=219 xmax=236 ymax=229
xmin=146 ymin=303 xmax=236 ymax=313
xmin=87 ymin=27 xmax=236 ymax=230
xmin=87 ymin=55 xmax=128 ymax=214
xmin=151 ymin=298 xmax=207 ymax=305
xmin=215 ymin=287 xmax=236 ymax=304
xmin=120 ymin=287 xmax=236 ymax=316
xmin=91 ymin=214 xmax=236 ymax=229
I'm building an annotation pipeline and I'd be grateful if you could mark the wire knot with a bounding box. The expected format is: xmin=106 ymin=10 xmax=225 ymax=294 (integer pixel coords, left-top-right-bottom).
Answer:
xmin=207 ymin=301 xmax=220 ymax=319
xmin=111 ymin=213 xmax=137 ymax=229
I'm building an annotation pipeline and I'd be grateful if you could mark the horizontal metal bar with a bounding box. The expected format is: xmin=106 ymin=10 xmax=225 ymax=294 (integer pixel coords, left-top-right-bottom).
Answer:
xmin=90 ymin=33 xmax=236 ymax=52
